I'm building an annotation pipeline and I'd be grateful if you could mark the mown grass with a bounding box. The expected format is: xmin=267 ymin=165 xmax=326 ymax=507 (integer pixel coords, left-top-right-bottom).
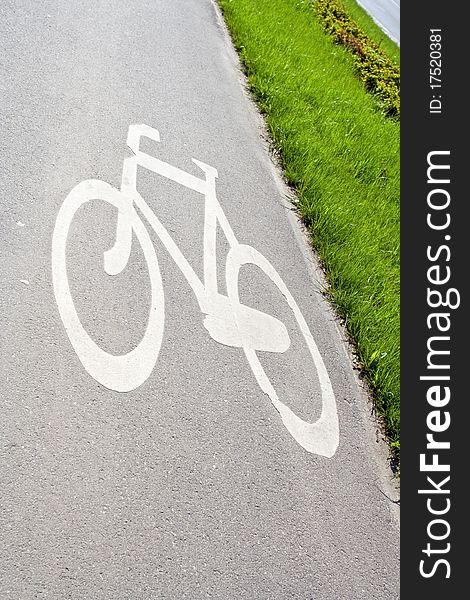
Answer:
xmin=217 ymin=0 xmax=400 ymax=455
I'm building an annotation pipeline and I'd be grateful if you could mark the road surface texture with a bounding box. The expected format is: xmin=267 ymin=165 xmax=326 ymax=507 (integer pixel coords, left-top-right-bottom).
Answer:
xmin=0 ymin=1 xmax=399 ymax=598
xmin=357 ymin=0 xmax=400 ymax=45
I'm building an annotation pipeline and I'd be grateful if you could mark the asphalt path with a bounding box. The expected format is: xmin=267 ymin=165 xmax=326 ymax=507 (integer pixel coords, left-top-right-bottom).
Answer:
xmin=357 ymin=0 xmax=400 ymax=45
xmin=1 ymin=1 xmax=399 ymax=598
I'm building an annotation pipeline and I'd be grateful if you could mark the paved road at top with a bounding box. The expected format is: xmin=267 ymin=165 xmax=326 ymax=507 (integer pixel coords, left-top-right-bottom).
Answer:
xmin=1 ymin=1 xmax=399 ymax=598
xmin=357 ymin=0 xmax=400 ymax=45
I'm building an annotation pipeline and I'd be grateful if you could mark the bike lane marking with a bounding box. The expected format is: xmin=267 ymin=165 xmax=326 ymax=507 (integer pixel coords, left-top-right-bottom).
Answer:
xmin=51 ymin=125 xmax=339 ymax=459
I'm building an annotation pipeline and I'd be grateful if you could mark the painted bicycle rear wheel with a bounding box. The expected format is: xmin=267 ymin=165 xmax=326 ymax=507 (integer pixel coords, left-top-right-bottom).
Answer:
xmin=225 ymin=244 xmax=339 ymax=458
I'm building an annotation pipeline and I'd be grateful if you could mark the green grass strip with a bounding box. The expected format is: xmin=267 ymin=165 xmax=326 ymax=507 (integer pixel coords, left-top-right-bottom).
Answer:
xmin=217 ymin=0 xmax=400 ymax=456
xmin=313 ymin=0 xmax=400 ymax=119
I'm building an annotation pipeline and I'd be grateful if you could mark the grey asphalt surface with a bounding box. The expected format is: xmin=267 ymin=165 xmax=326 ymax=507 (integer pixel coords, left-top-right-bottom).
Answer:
xmin=357 ymin=0 xmax=400 ymax=45
xmin=0 ymin=1 xmax=399 ymax=598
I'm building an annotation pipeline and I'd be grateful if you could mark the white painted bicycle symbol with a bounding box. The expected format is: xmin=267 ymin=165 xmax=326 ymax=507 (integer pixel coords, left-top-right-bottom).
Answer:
xmin=52 ymin=124 xmax=339 ymax=457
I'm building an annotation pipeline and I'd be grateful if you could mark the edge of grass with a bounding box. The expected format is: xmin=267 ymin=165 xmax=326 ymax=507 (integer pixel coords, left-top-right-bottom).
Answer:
xmin=216 ymin=0 xmax=400 ymax=467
